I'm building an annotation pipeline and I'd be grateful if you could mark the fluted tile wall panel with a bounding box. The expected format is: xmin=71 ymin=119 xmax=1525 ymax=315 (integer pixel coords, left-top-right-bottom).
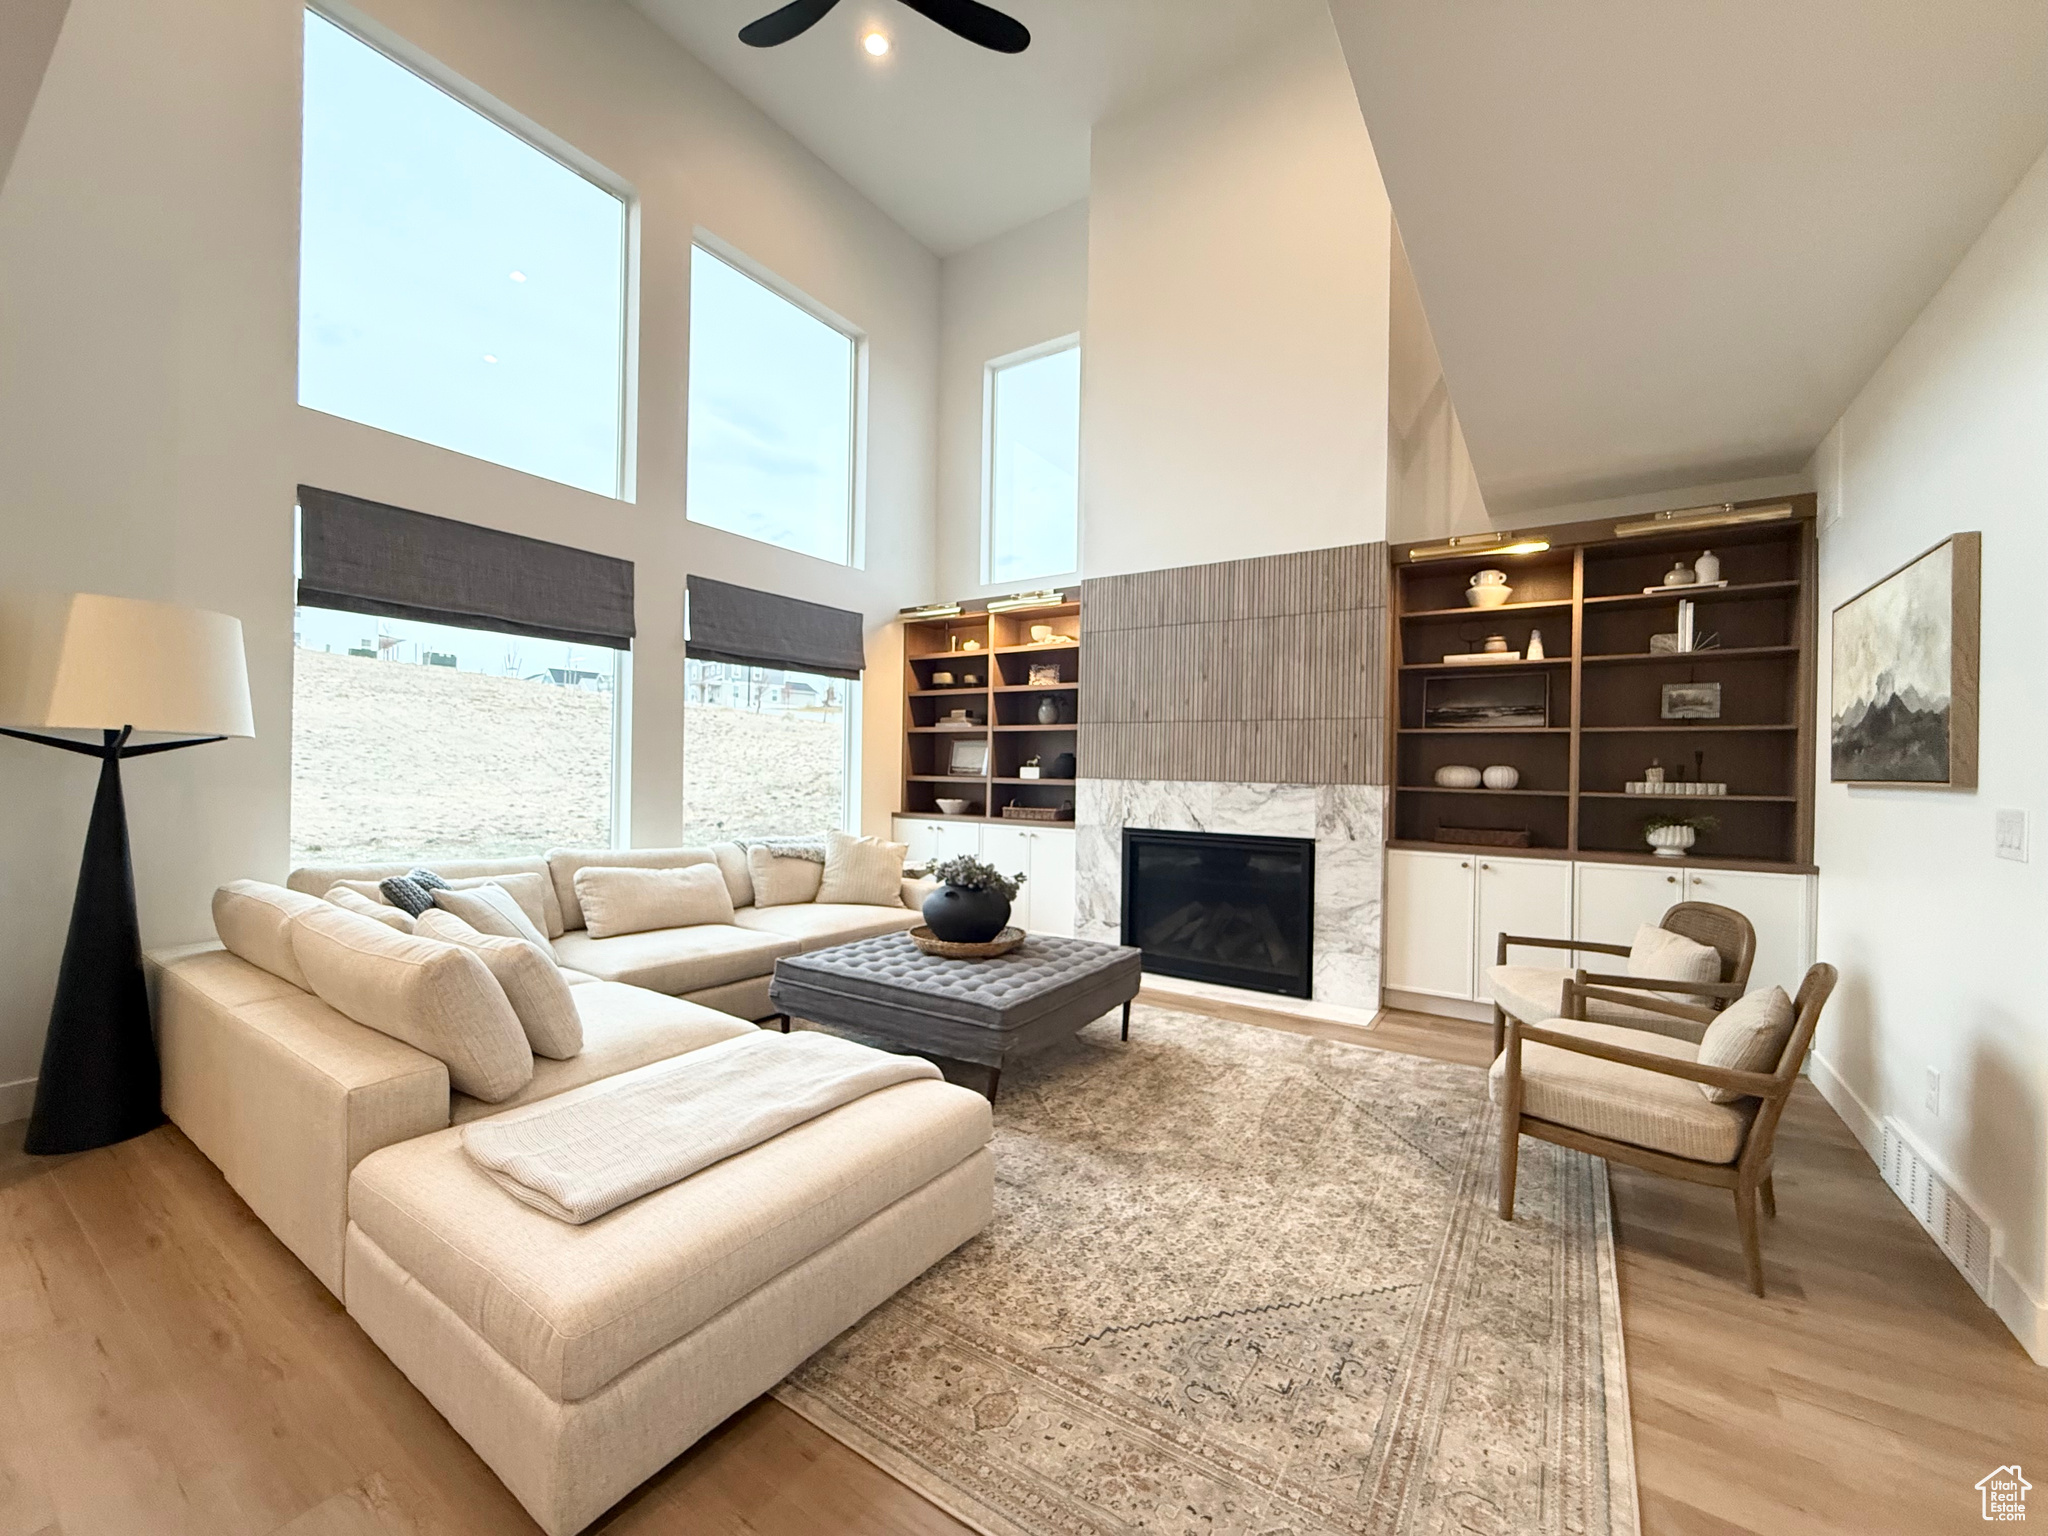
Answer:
xmin=1080 ymin=544 xmax=1388 ymax=785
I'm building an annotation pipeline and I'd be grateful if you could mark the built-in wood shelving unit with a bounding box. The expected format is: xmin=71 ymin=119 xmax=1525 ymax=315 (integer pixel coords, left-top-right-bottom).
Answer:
xmin=901 ymin=593 xmax=1081 ymax=825
xmin=1388 ymin=496 xmax=1818 ymax=870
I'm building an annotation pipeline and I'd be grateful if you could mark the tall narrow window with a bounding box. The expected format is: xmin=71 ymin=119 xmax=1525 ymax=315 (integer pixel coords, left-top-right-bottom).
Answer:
xmin=680 ymin=663 xmax=852 ymax=841
xmin=687 ymin=245 xmax=859 ymax=564
xmin=985 ymin=340 xmax=1081 ymax=584
xmin=299 ymin=10 xmax=628 ymax=496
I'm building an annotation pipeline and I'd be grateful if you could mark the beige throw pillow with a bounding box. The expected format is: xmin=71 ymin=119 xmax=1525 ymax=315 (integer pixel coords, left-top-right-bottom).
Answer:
xmin=433 ymin=884 xmax=554 ymax=953
xmin=212 ymin=881 xmax=327 ymax=989
xmin=747 ymin=846 xmax=824 ymax=908
xmin=441 ymin=872 xmax=558 ymax=939
xmin=816 ymin=829 xmax=909 ymax=906
xmin=324 ymin=885 xmax=415 ymax=932
xmin=414 ymin=910 xmax=583 ymax=1060
xmin=1694 ymin=985 xmax=1795 ymax=1104
xmin=574 ymin=864 xmax=737 ymax=938
xmin=288 ymin=903 xmax=534 ymax=1102
xmin=1626 ymin=924 xmax=1723 ymax=1004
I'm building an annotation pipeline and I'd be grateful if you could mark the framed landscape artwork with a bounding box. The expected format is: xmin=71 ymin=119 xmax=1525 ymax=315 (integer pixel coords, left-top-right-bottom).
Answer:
xmin=1830 ymin=532 xmax=1980 ymax=787
xmin=1422 ymin=673 xmax=1549 ymax=730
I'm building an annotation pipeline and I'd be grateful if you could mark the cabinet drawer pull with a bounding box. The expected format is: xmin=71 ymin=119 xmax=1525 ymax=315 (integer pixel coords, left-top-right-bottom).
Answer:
xmin=1460 ymin=861 xmax=1470 ymax=869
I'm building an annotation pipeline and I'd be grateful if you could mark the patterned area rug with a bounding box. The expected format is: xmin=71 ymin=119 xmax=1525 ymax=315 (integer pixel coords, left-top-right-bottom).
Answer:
xmin=775 ymin=1006 xmax=1637 ymax=1536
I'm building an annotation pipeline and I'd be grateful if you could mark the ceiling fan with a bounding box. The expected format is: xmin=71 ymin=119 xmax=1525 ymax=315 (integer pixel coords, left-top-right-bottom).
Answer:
xmin=739 ymin=0 xmax=1030 ymax=54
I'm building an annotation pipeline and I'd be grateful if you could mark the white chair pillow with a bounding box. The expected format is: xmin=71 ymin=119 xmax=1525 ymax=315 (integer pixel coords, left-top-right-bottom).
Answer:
xmin=1626 ymin=924 xmax=1722 ymax=1003
xmin=747 ymin=846 xmax=824 ymax=908
xmin=574 ymin=864 xmax=737 ymax=939
xmin=439 ymin=871 xmax=558 ymax=939
xmin=324 ymin=884 xmax=415 ymax=932
xmin=212 ymin=880 xmax=327 ymax=989
xmin=816 ymin=828 xmax=909 ymax=906
xmin=1694 ymin=985 xmax=1795 ymax=1104
xmin=288 ymin=903 xmax=534 ymax=1102
xmin=414 ymin=910 xmax=582 ymax=1060
xmin=433 ymin=884 xmax=554 ymax=952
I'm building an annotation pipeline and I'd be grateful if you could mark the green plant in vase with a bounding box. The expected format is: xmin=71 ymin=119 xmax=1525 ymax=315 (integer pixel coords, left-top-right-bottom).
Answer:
xmin=920 ymin=855 xmax=1027 ymax=942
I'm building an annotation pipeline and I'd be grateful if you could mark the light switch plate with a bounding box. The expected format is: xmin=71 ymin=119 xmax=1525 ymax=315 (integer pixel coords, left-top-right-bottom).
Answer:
xmin=1995 ymin=809 xmax=2028 ymax=863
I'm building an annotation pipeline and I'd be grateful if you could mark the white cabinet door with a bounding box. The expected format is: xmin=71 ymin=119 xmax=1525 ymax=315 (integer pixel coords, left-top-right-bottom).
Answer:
xmin=1682 ymin=869 xmax=1814 ymax=999
xmin=932 ymin=821 xmax=984 ymax=864
xmin=1475 ymin=857 xmax=1574 ymax=1004
xmin=892 ymin=817 xmax=941 ymax=868
xmin=1574 ymin=860 xmax=1685 ymax=970
xmin=1386 ymin=849 xmax=1478 ymax=999
xmin=1026 ymin=829 xmax=1076 ymax=937
xmin=981 ymin=826 xmax=1035 ymax=929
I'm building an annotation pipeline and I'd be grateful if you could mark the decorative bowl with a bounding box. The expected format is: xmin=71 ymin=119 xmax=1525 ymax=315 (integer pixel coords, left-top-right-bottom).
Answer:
xmin=1465 ymin=584 xmax=1513 ymax=608
xmin=1646 ymin=824 xmax=1697 ymax=858
xmin=911 ymin=925 xmax=1025 ymax=960
xmin=935 ymin=797 xmax=971 ymax=815
xmin=1433 ymin=765 xmax=1483 ymax=789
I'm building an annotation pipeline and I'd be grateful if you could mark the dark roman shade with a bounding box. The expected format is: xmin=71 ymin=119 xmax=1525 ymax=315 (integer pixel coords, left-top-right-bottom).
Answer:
xmin=297 ymin=486 xmax=635 ymax=651
xmin=685 ymin=574 xmax=865 ymax=680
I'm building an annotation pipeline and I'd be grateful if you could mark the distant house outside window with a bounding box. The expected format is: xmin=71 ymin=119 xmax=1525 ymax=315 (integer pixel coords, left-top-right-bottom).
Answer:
xmin=298 ymin=9 xmax=629 ymax=496
xmin=686 ymin=244 xmax=860 ymax=564
xmin=984 ymin=338 xmax=1081 ymax=584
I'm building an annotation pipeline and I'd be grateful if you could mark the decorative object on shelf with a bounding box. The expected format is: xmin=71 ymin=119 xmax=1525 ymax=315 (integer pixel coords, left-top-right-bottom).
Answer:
xmin=1694 ymin=549 xmax=1722 ymax=584
xmin=920 ymin=854 xmax=1025 ymax=943
xmin=1663 ymin=561 xmax=1697 ymax=587
xmin=910 ymin=924 xmax=1026 ymax=960
xmin=1036 ymin=695 xmax=1061 ymax=725
xmin=1050 ymin=751 xmax=1076 ymax=778
xmin=1026 ymin=662 xmax=1062 ymax=686
xmin=938 ymin=707 xmax=983 ymax=728
xmin=1019 ymin=756 xmax=1042 ymax=779
xmin=961 ymin=638 xmax=982 ymax=651
xmin=1645 ymin=759 xmax=1665 ymax=783
xmin=1482 ymin=634 xmax=1510 ymax=654
xmin=1643 ymin=812 xmax=1717 ymax=858
xmin=1661 ymin=681 xmax=1723 ymax=720
xmin=1830 ymin=531 xmax=1981 ymax=787
xmin=1433 ymin=825 xmax=1533 ymax=848
xmin=1423 ymin=672 xmax=1550 ymax=729
xmin=0 ymin=593 xmax=255 ymax=1155
xmin=1526 ymin=630 xmax=1546 ymax=660
xmin=1465 ymin=576 xmax=1514 ymax=608
xmin=1433 ymin=764 xmax=1483 ymax=788
xmin=1625 ymin=781 xmax=1726 ymax=796
xmin=1000 ymin=802 xmax=1069 ymax=821
xmin=961 ymin=671 xmax=982 ymax=685
xmin=1029 ymin=623 xmax=1053 ymax=642
xmin=934 ymin=797 xmax=973 ymax=815
xmin=1482 ymin=765 xmax=1521 ymax=790
xmin=929 ymin=670 xmax=954 ymax=685
xmin=946 ymin=737 xmax=989 ymax=775
xmin=1471 ymin=568 xmax=1509 ymax=588
xmin=1439 ymin=651 xmax=1520 ymax=665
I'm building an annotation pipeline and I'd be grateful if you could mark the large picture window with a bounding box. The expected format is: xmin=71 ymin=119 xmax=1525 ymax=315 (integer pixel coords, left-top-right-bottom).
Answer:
xmin=984 ymin=339 xmax=1081 ymax=584
xmin=291 ymin=607 xmax=620 ymax=863
xmin=687 ymin=245 xmax=859 ymax=564
xmin=299 ymin=10 xmax=629 ymax=496
xmin=680 ymin=660 xmax=851 ymax=841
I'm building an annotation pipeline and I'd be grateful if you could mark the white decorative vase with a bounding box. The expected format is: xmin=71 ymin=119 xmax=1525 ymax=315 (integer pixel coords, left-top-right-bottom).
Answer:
xmin=1481 ymin=765 xmax=1520 ymax=790
xmin=1434 ymin=764 xmax=1483 ymax=789
xmin=1695 ymin=549 xmax=1722 ymax=584
xmin=1646 ymin=824 xmax=1696 ymax=858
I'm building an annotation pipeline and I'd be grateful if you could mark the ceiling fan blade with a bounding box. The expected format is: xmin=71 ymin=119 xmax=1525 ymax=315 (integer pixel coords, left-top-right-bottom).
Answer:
xmin=891 ymin=0 xmax=1030 ymax=53
xmin=738 ymin=0 xmax=843 ymax=47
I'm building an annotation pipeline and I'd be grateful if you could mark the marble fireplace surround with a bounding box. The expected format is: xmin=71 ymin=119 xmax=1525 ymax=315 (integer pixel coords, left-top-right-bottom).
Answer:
xmin=1076 ymin=779 xmax=1387 ymax=1012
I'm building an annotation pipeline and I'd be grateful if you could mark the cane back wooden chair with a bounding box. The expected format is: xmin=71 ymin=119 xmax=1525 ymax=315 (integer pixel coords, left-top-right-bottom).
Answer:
xmin=1494 ymin=961 xmax=1838 ymax=1296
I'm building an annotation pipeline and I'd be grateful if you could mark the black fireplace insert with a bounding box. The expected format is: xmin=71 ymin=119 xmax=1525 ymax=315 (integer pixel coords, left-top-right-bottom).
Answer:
xmin=1120 ymin=827 xmax=1315 ymax=998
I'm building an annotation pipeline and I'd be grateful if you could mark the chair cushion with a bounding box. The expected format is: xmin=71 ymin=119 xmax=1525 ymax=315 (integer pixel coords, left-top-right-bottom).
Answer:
xmin=448 ymin=982 xmax=755 ymax=1124
xmin=324 ymin=885 xmax=415 ymax=931
xmin=350 ymin=1076 xmax=992 ymax=1401
xmin=433 ymin=883 xmax=553 ymax=952
xmin=289 ymin=858 xmax=566 ymax=937
xmin=289 ymin=903 xmax=534 ymax=1103
xmin=575 ymin=864 xmax=736 ymax=939
xmin=816 ymin=829 xmax=909 ymax=906
xmin=414 ymin=910 xmax=583 ymax=1060
xmin=1490 ymin=1019 xmax=1754 ymax=1163
xmin=545 ymin=847 xmax=730 ymax=932
xmin=548 ymin=924 xmax=799 ymax=994
xmin=212 ymin=880 xmax=327 ymax=989
xmin=747 ymin=846 xmax=825 ymax=908
xmin=1694 ymin=985 xmax=1795 ymax=1104
xmin=1627 ymin=923 xmax=1723 ymax=1002
xmin=1486 ymin=965 xmax=1705 ymax=1042
xmin=732 ymin=902 xmax=925 ymax=951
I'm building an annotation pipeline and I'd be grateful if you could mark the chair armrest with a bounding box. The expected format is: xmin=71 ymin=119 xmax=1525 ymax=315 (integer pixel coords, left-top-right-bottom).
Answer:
xmin=1577 ymin=971 xmax=1743 ymax=1002
xmin=1565 ymin=977 xmax=1721 ymax=1027
xmin=1496 ymin=933 xmax=1628 ymax=963
xmin=1519 ymin=1020 xmax=1784 ymax=1098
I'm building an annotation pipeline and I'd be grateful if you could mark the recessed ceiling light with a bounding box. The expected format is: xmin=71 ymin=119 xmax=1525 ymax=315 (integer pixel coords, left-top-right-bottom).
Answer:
xmin=483 ymin=354 xmax=499 ymax=364
xmin=862 ymin=30 xmax=890 ymax=56
xmin=509 ymin=270 xmax=527 ymax=282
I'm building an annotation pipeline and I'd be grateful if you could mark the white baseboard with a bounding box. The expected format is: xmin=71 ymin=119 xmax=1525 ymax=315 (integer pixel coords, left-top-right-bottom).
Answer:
xmin=1381 ymin=988 xmax=1493 ymax=1025
xmin=0 ymin=1076 xmax=35 ymax=1126
xmin=1808 ymin=1049 xmax=2047 ymax=1366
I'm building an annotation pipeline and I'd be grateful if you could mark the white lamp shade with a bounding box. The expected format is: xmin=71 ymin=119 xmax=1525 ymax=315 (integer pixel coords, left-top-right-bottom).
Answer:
xmin=0 ymin=592 xmax=255 ymax=736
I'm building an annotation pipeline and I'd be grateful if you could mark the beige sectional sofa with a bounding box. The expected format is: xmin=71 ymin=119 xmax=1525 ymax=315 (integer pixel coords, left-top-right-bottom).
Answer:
xmin=285 ymin=843 xmax=931 ymax=1023
xmin=151 ymin=865 xmax=988 ymax=1536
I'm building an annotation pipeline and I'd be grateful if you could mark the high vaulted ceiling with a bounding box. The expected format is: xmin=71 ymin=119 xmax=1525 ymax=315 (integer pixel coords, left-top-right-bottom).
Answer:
xmin=1328 ymin=0 xmax=2048 ymax=515
xmin=628 ymin=0 xmax=1326 ymax=255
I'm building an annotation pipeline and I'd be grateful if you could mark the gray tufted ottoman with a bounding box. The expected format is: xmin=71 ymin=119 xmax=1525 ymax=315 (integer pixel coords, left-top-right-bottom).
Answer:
xmin=767 ymin=931 xmax=1143 ymax=1100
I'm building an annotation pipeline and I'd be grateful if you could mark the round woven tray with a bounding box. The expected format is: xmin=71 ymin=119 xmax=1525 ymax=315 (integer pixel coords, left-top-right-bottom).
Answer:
xmin=910 ymin=925 xmax=1025 ymax=960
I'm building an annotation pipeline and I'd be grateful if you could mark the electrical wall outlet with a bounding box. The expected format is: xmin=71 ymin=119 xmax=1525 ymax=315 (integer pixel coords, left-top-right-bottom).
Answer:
xmin=1995 ymin=808 xmax=2028 ymax=863
xmin=1925 ymin=1068 xmax=1941 ymax=1117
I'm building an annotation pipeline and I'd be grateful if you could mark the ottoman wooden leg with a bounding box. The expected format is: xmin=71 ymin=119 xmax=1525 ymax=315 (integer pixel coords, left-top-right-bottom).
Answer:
xmin=1121 ymin=1000 xmax=1131 ymax=1041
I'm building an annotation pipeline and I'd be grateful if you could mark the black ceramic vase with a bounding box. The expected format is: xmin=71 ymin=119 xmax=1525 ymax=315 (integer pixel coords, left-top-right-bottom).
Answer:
xmin=923 ymin=883 xmax=1011 ymax=944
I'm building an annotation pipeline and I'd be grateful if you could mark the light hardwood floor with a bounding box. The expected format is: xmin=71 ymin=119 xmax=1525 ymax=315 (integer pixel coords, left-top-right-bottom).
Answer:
xmin=1 ymin=997 xmax=2039 ymax=1536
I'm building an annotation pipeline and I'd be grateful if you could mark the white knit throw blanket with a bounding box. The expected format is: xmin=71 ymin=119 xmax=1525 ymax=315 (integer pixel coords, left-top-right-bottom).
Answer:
xmin=461 ymin=1031 xmax=942 ymax=1224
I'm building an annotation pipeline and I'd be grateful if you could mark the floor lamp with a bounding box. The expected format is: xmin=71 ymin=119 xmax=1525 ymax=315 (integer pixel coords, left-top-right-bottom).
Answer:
xmin=0 ymin=593 xmax=254 ymax=1156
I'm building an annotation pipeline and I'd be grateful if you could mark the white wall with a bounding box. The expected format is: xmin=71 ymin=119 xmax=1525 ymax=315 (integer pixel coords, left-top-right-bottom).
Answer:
xmin=1805 ymin=147 xmax=2048 ymax=1360
xmin=933 ymin=199 xmax=1089 ymax=599
xmin=0 ymin=0 xmax=938 ymax=1115
xmin=1386 ymin=221 xmax=1488 ymax=546
xmin=1081 ymin=12 xmax=1392 ymax=578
